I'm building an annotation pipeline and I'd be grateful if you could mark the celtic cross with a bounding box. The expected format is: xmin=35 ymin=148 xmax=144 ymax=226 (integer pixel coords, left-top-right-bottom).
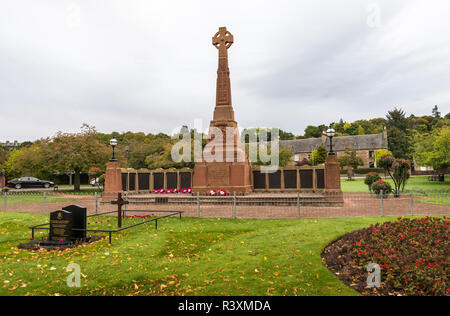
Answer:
xmin=212 ymin=27 xmax=234 ymax=53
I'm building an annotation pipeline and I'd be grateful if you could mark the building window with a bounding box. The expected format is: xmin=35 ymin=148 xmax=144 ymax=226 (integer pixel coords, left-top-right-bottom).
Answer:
xmin=294 ymin=155 xmax=299 ymax=162
xmin=369 ymin=151 xmax=375 ymax=159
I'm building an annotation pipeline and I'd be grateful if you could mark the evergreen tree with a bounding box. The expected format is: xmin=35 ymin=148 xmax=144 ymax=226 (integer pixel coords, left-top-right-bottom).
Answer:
xmin=386 ymin=108 xmax=413 ymax=160
xmin=432 ymin=105 xmax=441 ymax=118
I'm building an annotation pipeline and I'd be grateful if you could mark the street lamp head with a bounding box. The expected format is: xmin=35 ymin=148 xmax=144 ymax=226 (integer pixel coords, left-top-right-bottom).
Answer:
xmin=326 ymin=128 xmax=336 ymax=138
xmin=109 ymin=138 xmax=118 ymax=161
xmin=110 ymin=138 xmax=118 ymax=147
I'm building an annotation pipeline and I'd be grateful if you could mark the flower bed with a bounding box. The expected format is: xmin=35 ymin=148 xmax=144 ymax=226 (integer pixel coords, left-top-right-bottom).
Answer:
xmin=322 ymin=217 xmax=449 ymax=296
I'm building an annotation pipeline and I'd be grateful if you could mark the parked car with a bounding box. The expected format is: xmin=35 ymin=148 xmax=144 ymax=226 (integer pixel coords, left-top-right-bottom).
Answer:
xmin=6 ymin=177 xmax=55 ymax=189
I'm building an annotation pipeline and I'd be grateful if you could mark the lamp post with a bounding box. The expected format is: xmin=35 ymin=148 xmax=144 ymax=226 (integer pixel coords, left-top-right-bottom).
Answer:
xmin=125 ymin=146 xmax=129 ymax=169
xmin=110 ymin=138 xmax=118 ymax=161
xmin=326 ymin=124 xmax=336 ymax=155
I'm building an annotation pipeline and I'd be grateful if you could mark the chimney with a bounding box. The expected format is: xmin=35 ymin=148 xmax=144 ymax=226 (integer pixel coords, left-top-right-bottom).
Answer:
xmin=383 ymin=126 xmax=388 ymax=148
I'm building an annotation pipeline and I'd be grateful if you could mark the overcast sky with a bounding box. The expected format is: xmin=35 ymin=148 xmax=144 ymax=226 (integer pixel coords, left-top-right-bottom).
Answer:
xmin=1 ymin=0 xmax=450 ymax=142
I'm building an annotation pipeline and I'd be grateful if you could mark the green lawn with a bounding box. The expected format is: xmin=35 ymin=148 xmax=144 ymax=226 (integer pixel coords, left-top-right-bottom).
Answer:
xmin=341 ymin=176 xmax=450 ymax=193
xmin=0 ymin=212 xmax=417 ymax=296
xmin=2 ymin=194 xmax=79 ymax=205
xmin=55 ymin=189 xmax=103 ymax=195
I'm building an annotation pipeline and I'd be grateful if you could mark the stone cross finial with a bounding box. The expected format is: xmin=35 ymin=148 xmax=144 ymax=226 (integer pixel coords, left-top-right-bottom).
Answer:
xmin=212 ymin=27 xmax=234 ymax=50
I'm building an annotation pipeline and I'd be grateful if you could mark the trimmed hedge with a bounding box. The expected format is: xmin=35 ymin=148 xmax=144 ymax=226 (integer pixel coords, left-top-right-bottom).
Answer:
xmin=340 ymin=168 xmax=384 ymax=175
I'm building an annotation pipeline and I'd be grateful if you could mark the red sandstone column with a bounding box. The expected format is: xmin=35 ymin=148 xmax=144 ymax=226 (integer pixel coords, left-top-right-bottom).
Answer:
xmin=324 ymin=154 xmax=343 ymax=202
xmin=102 ymin=161 xmax=123 ymax=201
xmin=1 ymin=173 xmax=5 ymax=189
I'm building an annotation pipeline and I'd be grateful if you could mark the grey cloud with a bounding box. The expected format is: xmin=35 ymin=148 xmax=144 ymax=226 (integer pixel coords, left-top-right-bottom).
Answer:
xmin=1 ymin=0 xmax=449 ymax=141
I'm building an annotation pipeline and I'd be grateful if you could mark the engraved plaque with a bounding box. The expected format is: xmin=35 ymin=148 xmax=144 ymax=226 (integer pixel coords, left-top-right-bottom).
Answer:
xmin=208 ymin=165 xmax=229 ymax=186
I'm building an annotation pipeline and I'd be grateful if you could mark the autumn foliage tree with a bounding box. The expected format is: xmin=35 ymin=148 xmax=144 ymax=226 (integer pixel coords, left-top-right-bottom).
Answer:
xmin=45 ymin=125 xmax=110 ymax=191
xmin=5 ymin=142 xmax=52 ymax=180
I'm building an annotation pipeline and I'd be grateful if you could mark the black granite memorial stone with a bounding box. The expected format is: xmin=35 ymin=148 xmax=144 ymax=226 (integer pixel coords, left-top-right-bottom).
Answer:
xmin=153 ymin=173 xmax=164 ymax=190
xmin=300 ymin=170 xmax=313 ymax=189
xmin=268 ymin=171 xmax=281 ymax=189
xmin=284 ymin=170 xmax=297 ymax=189
xmin=129 ymin=173 xmax=136 ymax=191
xmin=316 ymin=169 xmax=325 ymax=189
xmin=166 ymin=172 xmax=177 ymax=190
xmin=138 ymin=173 xmax=150 ymax=190
xmin=122 ymin=173 xmax=128 ymax=191
xmin=49 ymin=210 xmax=73 ymax=242
xmin=180 ymin=172 xmax=191 ymax=189
xmin=62 ymin=205 xmax=87 ymax=240
xmin=253 ymin=171 xmax=266 ymax=189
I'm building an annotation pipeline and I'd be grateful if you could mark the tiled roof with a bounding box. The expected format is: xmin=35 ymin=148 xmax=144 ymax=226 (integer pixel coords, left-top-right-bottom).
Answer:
xmin=279 ymin=133 xmax=387 ymax=153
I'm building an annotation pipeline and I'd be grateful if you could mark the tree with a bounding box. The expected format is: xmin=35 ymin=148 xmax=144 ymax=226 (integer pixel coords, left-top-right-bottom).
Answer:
xmin=45 ymin=124 xmax=110 ymax=191
xmin=413 ymin=127 xmax=449 ymax=174
xmin=375 ymin=149 xmax=392 ymax=168
xmin=310 ymin=146 xmax=328 ymax=165
xmin=278 ymin=146 xmax=294 ymax=167
xmin=5 ymin=144 xmax=50 ymax=180
xmin=337 ymin=147 xmax=364 ymax=180
xmin=357 ymin=125 xmax=365 ymax=135
xmin=250 ymin=146 xmax=293 ymax=168
xmin=279 ymin=129 xmax=295 ymax=140
xmin=432 ymin=105 xmax=441 ymax=118
xmin=386 ymin=108 xmax=412 ymax=160
xmin=377 ymin=154 xmax=410 ymax=197
xmin=304 ymin=125 xmax=322 ymax=138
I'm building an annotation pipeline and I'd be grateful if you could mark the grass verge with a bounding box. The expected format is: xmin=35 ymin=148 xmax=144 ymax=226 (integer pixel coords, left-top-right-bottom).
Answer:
xmin=0 ymin=212 xmax=423 ymax=296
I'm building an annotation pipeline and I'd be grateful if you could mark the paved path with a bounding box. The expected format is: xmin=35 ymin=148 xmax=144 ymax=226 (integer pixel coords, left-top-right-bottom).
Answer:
xmin=3 ymin=193 xmax=448 ymax=219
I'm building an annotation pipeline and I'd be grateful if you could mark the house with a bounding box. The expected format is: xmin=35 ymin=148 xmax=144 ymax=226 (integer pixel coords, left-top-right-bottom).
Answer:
xmin=280 ymin=128 xmax=388 ymax=168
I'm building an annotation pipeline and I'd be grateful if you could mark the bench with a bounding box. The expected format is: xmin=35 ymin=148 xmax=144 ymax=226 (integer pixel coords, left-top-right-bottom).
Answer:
xmin=428 ymin=175 xmax=444 ymax=182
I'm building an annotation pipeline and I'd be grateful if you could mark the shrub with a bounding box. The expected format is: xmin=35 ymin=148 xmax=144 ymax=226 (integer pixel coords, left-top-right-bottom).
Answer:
xmin=371 ymin=179 xmax=392 ymax=196
xmin=377 ymin=154 xmax=410 ymax=197
xmin=364 ymin=172 xmax=382 ymax=192
xmin=355 ymin=168 xmax=384 ymax=175
xmin=310 ymin=146 xmax=328 ymax=166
